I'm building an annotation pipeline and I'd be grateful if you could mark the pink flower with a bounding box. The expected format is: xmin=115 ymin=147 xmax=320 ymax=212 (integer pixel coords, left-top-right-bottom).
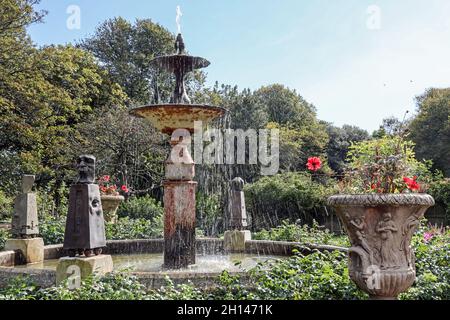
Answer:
xmin=121 ymin=185 xmax=129 ymax=193
xmin=423 ymin=232 xmax=434 ymax=243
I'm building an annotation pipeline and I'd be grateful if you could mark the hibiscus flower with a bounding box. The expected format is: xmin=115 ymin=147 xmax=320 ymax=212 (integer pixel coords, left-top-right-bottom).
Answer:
xmin=306 ymin=157 xmax=322 ymax=172
xmin=403 ymin=176 xmax=420 ymax=191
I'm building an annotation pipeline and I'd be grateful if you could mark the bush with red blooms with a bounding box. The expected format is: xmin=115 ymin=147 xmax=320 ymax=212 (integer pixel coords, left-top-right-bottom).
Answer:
xmin=98 ymin=175 xmax=129 ymax=196
xmin=340 ymin=135 xmax=432 ymax=194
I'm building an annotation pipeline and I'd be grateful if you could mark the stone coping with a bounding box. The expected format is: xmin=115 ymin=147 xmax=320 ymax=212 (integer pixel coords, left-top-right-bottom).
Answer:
xmin=0 ymin=238 xmax=347 ymax=289
xmin=327 ymin=194 xmax=435 ymax=206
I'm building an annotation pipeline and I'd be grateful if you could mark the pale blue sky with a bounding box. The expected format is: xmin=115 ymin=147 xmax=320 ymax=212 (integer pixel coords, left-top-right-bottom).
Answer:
xmin=28 ymin=0 xmax=450 ymax=132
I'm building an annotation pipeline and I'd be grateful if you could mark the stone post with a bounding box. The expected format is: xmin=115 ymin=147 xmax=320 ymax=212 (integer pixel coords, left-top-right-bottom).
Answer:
xmin=224 ymin=177 xmax=251 ymax=252
xmin=5 ymin=175 xmax=44 ymax=264
xmin=57 ymin=155 xmax=113 ymax=286
xmin=163 ymin=131 xmax=197 ymax=269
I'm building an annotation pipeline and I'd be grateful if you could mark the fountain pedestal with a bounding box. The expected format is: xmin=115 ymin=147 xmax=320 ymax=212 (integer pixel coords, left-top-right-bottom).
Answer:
xmin=163 ymin=135 xmax=197 ymax=269
xmin=129 ymin=33 xmax=226 ymax=270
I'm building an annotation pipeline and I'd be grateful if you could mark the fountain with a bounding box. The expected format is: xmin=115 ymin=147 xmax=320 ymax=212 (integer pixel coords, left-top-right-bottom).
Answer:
xmin=0 ymin=9 xmax=347 ymax=290
xmin=129 ymin=32 xmax=225 ymax=269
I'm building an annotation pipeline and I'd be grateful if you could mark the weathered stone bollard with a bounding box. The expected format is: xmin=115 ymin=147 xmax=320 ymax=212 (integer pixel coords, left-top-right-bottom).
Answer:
xmin=224 ymin=177 xmax=251 ymax=252
xmin=57 ymin=155 xmax=112 ymax=286
xmin=163 ymin=131 xmax=197 ymax=269
xmin=5 ymin=175 xmax=44 ymax=264
xmin=56 ymin=255 xmax=113 ymax=286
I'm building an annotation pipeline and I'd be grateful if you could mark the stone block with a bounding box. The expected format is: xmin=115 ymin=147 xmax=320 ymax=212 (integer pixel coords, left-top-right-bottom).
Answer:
xmin=5 ymin=238 xmax=44 ymax=264
xmin=56 ymin=255 xmax=113 ymax=286
xmin=224 ymin=230 xmax=251 ymax=252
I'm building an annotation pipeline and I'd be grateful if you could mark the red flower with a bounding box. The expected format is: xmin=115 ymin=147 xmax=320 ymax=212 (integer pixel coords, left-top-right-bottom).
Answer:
xmin=121 ymin=185 xmax=129 ymax=193
xmin=307 ymin=157 xmax=322 ymax=172
xmin=100 ymin=186 xmax=107 ymax=193
xmin=403 ymin=176 xmax=420 ymax=191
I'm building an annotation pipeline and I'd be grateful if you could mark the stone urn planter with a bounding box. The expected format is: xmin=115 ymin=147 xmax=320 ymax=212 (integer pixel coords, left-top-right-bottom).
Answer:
xmin=327 ymin=194 xmax=435 ymax=300
xmin=100 ymin=195 xmax=125 ymax=223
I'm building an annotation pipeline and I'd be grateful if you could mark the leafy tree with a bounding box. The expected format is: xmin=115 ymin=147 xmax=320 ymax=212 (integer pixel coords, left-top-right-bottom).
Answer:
xmin=81 ymin=17 xmax=205 ymax=106
xmin=409 ymin=88 xmax=450 ymax=176
xmin=74 ymin=106 xmax=167 ymax=198
xmin=0 ymin=1 xmax=128 ymax=213
xmin=253 ymin=84 xmax=318 ymax=128
xmin=326 ymin=124 xmax=370 ymax=174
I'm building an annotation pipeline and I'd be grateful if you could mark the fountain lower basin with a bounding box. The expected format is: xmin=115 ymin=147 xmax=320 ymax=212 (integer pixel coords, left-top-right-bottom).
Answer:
xmin=0 ymin=238 xmax=346 ymax=289
xmin=13 ymin=253 xmax=278 ymax=273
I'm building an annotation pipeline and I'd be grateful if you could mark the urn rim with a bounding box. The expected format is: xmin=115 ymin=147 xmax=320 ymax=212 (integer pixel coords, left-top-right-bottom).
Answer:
xmin=327 ymin=193 xmax=435 ymax=206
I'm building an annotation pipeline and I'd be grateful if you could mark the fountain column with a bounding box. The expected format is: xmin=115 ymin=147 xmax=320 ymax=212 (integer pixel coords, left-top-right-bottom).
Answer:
xmin=163 ymin=132 xmax=197 ymax=268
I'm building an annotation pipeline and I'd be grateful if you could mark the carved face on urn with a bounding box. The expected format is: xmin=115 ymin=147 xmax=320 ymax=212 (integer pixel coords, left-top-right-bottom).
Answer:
xmin=76 ymin=155 xmax=96 ymax=184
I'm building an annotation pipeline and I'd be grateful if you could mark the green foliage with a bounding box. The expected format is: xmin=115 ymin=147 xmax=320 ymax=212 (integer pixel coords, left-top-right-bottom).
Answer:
xmin=149 ymin=277 xmax=205 ymax=300
xmin=253 ymin=220 xmax=349 ymax=247
xmin=326 ymin=124 xmax=370 ymax=174
xmin=0 ymin=277 xmax=40 ymax=300
xmin=0 ymin=228 xmax=8 ymax=250
xmin=39 ymin=216 xmax=163 ymax=245
xmin=0 ymin=190 xmax=13 ymax=221
xmin=39 ymin=217 xmax=65 ymax=245
xmin=344 ymin=135 xmax=433 ymax=193
xmin=0 ymin=273 xmax=148 ymax=300
xmin=400 ymin=226 xmax=450 ymax=300
xmin=105 ymin=217 xmax=163 ymax=240
xmin=117 ymin=196 xmax=163 ymax=221
xmin=246 ymin=250 xmax=366 ymax=300
xmin=246 ymin=172 xmax=336 ymax=230
xmin=428 ymin=178 xmax=450 ymax=220
xmin=409 ymin=88 xmax=450 ymax=177
xmin=196 ymin=192 xmax=222 ymax=236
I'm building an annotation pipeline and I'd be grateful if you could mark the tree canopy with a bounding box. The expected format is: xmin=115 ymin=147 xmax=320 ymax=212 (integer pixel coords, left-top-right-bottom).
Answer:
xmin=409 ymin=88 xmax=450 ymax=176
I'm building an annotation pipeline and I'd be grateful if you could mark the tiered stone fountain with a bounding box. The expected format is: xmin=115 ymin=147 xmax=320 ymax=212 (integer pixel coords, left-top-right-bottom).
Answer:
xmin=129 ymin=33 xmax=226 ymax=269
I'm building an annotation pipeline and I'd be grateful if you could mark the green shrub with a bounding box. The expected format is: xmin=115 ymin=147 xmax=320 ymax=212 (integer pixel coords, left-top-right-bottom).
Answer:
xmin=117 ymin=196 xmax=163 ymax=222
xmin=39 ymin=216 xmax=163 ymax=245
xmin=400 ymin=225 xmax=450 ymax=300
xmin=196 ymin=192 xmax=222 ymax=237
xmin=428 ymin=178 xmax=450 ymax=222
xmin=0 ymin=228 xmax=8 ymax=250
xmin=106 ymin=217 xmax=163 ymax=240
xmin=39 ymin=217 xmax=66 ymax=245
xmin=0 ymin=190 xmax=12 ymax=221
xmin=244 ymin=250 xmax=367 ymax=300
xmin=253 ymin=220 xmax=349 ymax=247
xmin=246 ymin=172 xmax=336 ymax=230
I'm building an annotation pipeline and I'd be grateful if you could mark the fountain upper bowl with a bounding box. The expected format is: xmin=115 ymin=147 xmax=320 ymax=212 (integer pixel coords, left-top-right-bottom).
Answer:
xmin=129 ymin=104 xmax=227 ymax=134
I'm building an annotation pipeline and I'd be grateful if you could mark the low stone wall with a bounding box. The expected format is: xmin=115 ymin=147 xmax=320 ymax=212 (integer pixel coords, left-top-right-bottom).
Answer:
xmin=0 ymin=238 xmax=347 ymax=289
